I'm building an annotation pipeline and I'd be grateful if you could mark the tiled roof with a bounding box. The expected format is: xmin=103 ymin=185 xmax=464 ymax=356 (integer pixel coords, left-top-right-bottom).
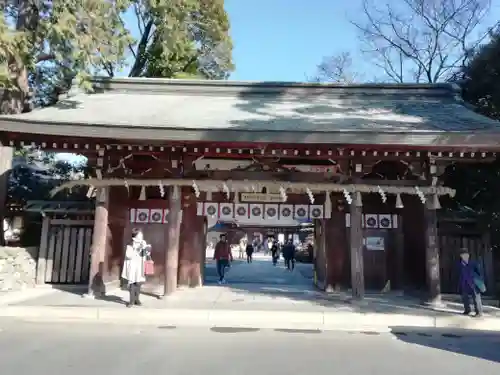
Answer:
xmin=1 ymin=77 xmax=500 ymax=147
xmin=24 ymin=200 xmax=94 ymax=214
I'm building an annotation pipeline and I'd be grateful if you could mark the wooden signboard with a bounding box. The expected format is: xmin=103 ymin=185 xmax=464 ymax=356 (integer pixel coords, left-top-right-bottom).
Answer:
xmin=240 ymin=193 xmax=283 ymax=203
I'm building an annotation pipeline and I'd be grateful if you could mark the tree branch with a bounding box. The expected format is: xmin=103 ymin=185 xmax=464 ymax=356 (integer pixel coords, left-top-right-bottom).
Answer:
xmin=36 ymin=53 xmax=55 ymax=63
xmin=128 ymin=19 xmax=154 ymax=77
xmin=351 ymin=0 xmax=494 ymax=83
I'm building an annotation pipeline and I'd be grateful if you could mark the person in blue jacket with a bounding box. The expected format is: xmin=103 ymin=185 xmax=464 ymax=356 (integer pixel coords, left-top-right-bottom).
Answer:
xmin=458 ymin=248 xmax=484 ymax=317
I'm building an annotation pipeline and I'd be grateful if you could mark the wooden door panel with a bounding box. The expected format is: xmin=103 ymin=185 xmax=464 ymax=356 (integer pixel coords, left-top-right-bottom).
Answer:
xmin=363 ymin=228 xmax=388 ymax=290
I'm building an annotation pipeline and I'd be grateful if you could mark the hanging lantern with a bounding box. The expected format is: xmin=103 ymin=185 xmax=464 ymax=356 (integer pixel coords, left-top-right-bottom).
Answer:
xmin=395 ymin=193 xmax=404 ymax=209
xmin=139 ymin=186 xmax=146 ymax=201
xmin=354 ymin=191 xmax=363 ymax=207
xmin=172 ymin=185 xmax=180 ymax=200
xmin=431 ymin=194 xmax=441 ymax=209
xmin=324 ymin=191 xmax=332 ymax=215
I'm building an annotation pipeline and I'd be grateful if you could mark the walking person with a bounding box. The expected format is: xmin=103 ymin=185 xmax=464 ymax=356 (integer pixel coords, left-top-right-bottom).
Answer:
xmin=458 ymin=248 xmax=485 ymax=317
xmin=121 ymin=228 xmax=151 ymax=308
xmin=245 ymin=242 xmax=254 ymax=263
xmin=271 ymin=239 xmax=279 ymax=266
xmin=213 ymin=234 xmax=233 ymax=284
xmin=238 ymin=237 xmax=246 ymax=259
xmin=282 ymin=239 xmax=296 ymax=271
xmin=266 ymin=238 xmax=273 ymax=256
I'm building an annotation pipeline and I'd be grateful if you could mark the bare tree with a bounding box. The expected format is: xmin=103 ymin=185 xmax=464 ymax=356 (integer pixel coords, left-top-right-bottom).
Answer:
xmin=353 ymin=0 xmax=498 ymax=83
xmin=311 ymin=52 xmax=362 ymax=83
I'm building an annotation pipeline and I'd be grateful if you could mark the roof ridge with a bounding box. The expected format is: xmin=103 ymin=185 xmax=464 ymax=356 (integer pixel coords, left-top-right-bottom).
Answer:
xmin=82 ymin=76 xmax=459 ymax=99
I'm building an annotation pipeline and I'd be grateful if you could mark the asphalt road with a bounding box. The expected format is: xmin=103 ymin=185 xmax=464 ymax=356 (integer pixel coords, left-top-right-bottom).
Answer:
xmin=0 ymin=321 xmax=499 ymax=374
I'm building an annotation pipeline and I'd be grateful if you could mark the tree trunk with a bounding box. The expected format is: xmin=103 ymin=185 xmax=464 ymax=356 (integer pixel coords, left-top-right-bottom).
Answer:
xmin=0 ymin=0 xmax=39 ymax=244
xmin=0 ymin=147 xmax=13 ymax=246
xmin=128 ymin=19 xmax=154 ymax=77
xmin=0 ymin=58 xmax=30 ymax=247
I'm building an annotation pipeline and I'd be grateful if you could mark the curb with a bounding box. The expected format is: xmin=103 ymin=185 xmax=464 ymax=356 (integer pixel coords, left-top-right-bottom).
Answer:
xmin=1 ymin=305 xmax=500 ymax=332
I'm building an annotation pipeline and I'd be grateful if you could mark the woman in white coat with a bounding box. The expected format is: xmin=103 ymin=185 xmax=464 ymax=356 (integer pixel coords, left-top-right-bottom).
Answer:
xmin=121 ymin=228 xmax=151 ymax=307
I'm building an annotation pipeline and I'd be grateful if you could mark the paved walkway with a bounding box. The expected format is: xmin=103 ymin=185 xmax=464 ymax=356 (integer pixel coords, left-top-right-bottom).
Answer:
xmin=1 ymin=257 xmax=500 ymax=332
xmin=205 ymin=252 xmax=314 ymax=287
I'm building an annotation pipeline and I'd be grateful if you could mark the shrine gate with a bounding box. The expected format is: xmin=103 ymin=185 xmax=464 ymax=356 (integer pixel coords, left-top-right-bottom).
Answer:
xmin=1 ymin=78 xmax=499 ymax=302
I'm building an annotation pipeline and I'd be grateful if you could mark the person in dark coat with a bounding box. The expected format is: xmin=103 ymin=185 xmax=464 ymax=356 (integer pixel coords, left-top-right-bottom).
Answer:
xmin=458 ymin=248 xmax=484 ymax=317
xmin=268 ymin=238 xmax=278 ymax=265
xmin=213 ymin=234 xmax=233 ymax=284
xmin=282 ymin=240 xmax=296 ymax=271
xmin=245 ymin=242 xmax=254 ymax=263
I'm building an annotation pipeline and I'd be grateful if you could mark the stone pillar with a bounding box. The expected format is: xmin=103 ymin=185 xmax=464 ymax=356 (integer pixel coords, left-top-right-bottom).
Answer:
xmin=85 ymin=187 xmax=109 ymax=298
xmin=164 ymin=185 xmax=181 ymax=296
xmin=424 ymin=198 xmax=441 ymax=304
xmin=350 ymin=192 xmax=364 ymax=299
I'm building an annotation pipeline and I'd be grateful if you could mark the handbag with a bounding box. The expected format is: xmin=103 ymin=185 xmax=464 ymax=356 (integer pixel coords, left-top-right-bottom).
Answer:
xmin=473 ymin=263 xmax=486 ymax=293
xmin=473 ymin=276 xmax=486 ymax=293
xmin=144 ymin=258 xmax=155 ymax=276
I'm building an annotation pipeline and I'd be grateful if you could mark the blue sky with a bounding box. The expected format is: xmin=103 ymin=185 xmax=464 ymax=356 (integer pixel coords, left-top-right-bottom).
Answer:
xmin=225 ymin=0 xmax=362 ymax=81
xmin=224 ymin=0 xmax=500 ymax=82
xmin=116 ymin=0 xmax=500 ymax=82
xmin=115 ymin=0 xmax=366 ymax=81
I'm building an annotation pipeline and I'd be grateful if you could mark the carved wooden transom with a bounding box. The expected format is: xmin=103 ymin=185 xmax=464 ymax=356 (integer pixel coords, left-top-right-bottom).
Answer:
xmin=362 ymin=160 xmax=420 ymax=180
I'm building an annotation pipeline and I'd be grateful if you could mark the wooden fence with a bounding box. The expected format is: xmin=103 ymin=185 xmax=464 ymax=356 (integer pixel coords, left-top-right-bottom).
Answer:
xmin=438 ymin=228 xmax=494 ymax=295
xmin=36 ymin=217 xmax=94 ymax=285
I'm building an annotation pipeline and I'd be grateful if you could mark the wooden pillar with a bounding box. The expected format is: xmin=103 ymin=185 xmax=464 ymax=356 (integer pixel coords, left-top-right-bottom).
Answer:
xmin=350 ymin=192 xmax=364 ymax=299
xmin=314 ymin=219 xmax=326 ymax=290
xmin=178 ymin=188 xmax=192 ymax=287
xmin=85 ymin=187 xmax=109 ymax=298
xmin=178 ymin=188 xmax=204 ymax=288
xmin=199 ymin=217 xmax=207 ymax=284
xmin=190 ymin=216 xmax=205 ymax=287
xmin=394 ymin=214 xmax=405 ymax=290
xmin=424 ymin=198 xmax=441 ymax=304
xmin=325 ymin=212 xmax=347 ymax=291
xmin=164 ymin=185 xmax=181 ymax=296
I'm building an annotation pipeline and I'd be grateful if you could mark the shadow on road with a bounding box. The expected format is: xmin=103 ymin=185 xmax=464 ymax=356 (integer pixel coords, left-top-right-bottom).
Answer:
xmin=389 ymin=326 xmax=500 ymax=363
